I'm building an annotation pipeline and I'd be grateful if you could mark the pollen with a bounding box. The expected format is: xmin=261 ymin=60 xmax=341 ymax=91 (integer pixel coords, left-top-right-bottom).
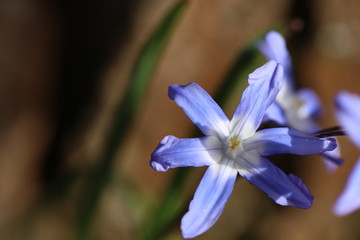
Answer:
xmin=228 ymin=136 xmax=240 ymax=151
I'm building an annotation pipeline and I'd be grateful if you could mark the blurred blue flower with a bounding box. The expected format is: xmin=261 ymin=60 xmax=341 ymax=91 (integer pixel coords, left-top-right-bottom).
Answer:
xmin=257 ymin=30 xmax=343 ymax=170
xmin=150 ymin=61 xmax=336 ymax=238
xmin=333 ymin=91 xmax=360 ymax=216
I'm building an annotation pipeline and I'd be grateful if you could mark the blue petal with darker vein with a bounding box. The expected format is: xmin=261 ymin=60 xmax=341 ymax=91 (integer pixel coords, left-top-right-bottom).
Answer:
xmin=231 ymin=61 xmax=284 ymax=138
xmin=169 ymin=83 xmax=230 ymax=138
xmin=150 ymin=135 xmax=221 ymax=171
xmin=238 ymin=152 xmax=313 ymax=209
xmin=181 ymin=161 xmax=237 ymax=238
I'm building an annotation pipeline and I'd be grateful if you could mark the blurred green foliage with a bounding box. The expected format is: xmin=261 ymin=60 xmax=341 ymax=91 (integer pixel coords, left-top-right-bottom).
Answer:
xmin=76 ymin=1 xmax=187 ymax=239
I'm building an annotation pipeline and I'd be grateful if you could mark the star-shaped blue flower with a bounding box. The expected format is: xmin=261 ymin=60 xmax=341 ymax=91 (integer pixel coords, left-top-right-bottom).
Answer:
xmin=333 ymin=91 xmax=360 ymax=216
xmin=150 ymin=61 xmax=336 ymax=238
xmin=257 ymin=30 xmax=343 ymax=170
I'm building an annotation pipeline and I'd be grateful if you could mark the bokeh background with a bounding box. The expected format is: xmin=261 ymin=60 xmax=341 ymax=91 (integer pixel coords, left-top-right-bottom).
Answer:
xmin=1 ymin=0 xmax=360 ymax=239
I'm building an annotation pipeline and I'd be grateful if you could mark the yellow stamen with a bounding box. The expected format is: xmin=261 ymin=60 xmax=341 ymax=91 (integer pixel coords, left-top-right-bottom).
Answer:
xmin=228 ymin=136 xmax=240 ymax=151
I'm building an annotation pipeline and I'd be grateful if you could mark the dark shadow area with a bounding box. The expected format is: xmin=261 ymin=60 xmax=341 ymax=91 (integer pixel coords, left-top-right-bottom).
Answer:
xmin=288 ymin=0 xmax=315 ymax=89
xmin=42 ymin=0 xmax=138 ymax=187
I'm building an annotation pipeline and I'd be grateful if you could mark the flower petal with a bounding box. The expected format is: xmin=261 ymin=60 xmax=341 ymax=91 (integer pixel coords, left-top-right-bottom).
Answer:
xmin=276 ymin=89 xmax=320 ymax=133
xmin=257 ymin=30 xmax=294 ymax=86
xmin=181 ymin=160 xmax=237 ymax=238
xmin=231 ymin=61 xmax=284 ymax=138
xmin=333 ymin=156 xmax=360 ymax=216
xmin=263 ymin=102 xmax=287 ymax=125
xmin=321 ymin=146 xmax=344 ymax=172
xmin=169 ymin=83 xmax=230 ymax=138
xmin=237 ymin=151 xmax=313 ymax=209
xmin=150 ymin=135 xmax=222 ymax=172
xmin=243 ymin=127 xmax=336 ymax=156
xmin=297 ymin=88 xmax=322 ymax=119
xmin=336 ymin=91 xmax=360 ymax=148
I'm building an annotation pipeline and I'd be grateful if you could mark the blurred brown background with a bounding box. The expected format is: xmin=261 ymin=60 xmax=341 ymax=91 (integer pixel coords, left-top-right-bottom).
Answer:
xmin=0 ymin=0 xmax=360 ymax=239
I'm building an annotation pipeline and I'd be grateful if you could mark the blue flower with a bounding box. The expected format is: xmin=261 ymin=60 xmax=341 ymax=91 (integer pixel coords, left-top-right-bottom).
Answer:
xmin=150 ymin=61 xmax=337 ymax=238
xmin=333 ymin=91 xmax=360 ymax=216
xmin=257 ymin=30 xmax=343 ymax=170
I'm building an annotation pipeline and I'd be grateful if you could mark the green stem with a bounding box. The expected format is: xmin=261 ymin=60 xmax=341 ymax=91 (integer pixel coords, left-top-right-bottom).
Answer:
xmin=75 ymin=2 xmax=187 ymax=239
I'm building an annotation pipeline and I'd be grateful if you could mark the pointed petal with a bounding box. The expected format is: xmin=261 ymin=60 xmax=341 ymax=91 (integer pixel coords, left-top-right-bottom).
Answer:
xmin=243 ymin=127 xmax=336 ymax=156
xmin=333 ymin=157 xmax=360 ymax=216
xmin=336 ymin=91 xmax=360 ymax=148
xmin=237 ymin=152 xmax=313 ymax=209
xmin=231 ymin=61 xmax=284 ymax=138
xmin=257 ymin=30 xmax=294 ymax=86
xmin=297 ymin=88 xmax=322 ymax=118
xmin=257 ymin=31 xmax=291 ymax=69
xmin=169 ymin=83 xmax=230 ymax=138
xmin=150 ymin=135 xmax=222 ymax=172
xmin=181 ymin=160 xmax=237 ymax=238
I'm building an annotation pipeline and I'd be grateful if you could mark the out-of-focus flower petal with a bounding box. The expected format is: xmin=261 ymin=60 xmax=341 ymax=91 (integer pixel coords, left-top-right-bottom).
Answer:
xmin=336 ymin=91 xmax=360 ymax=148
xmin=169 ymin=83 xmax=230 ymax=138
xmin=321 ymin=146 xmax=344 ymax=172
xmin=258 ymin=31 xmax=323 ymax=135
xmin=263 ymin=102 xmax=287 ymax=125
xmin=333 ymin=157 xmax=360 ymax=216
xmin=237 ymin=151 xmax=313 ymax=209
xmin=181 ymin=160 xmax=237 ymax=238
xmin=298 ymin=88 xmax=322 ymax=118
xmin=277 ymin=90 xmax=320 ymax=133
xmin=150 ymin=135 xmax=222 ymax=171
xmin=231 ymin=61 xmax=283 ymax=138
xmin=257 ymin=30 xmax=294 ymax=86
xmin=243 ymin=128 xmax=336 ymax=156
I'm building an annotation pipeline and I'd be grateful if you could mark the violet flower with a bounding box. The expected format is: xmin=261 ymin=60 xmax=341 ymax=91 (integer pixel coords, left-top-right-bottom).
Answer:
xmin=257 ymin=30 xmax=343 ymax=170
xmin=150 ymin=61 xmax=336 ymax=238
